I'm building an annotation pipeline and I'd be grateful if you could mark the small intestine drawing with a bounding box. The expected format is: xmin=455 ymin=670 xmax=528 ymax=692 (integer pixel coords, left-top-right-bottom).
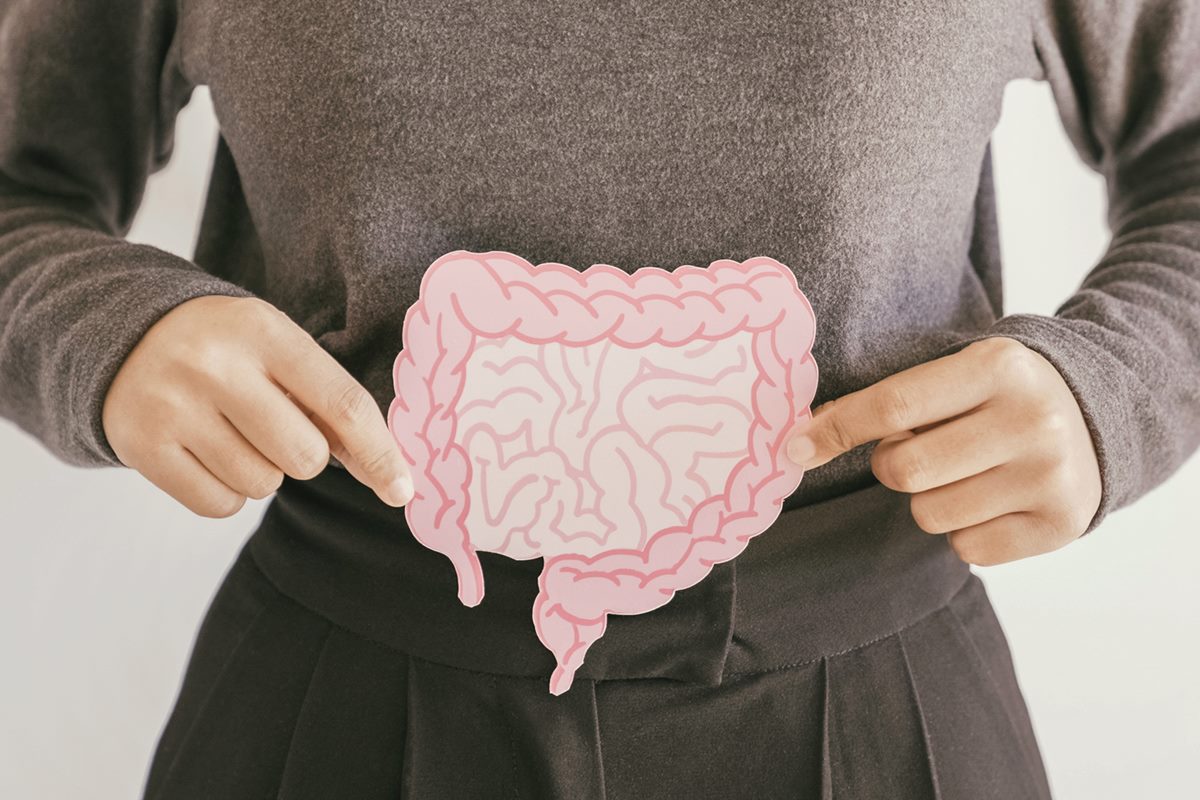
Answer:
xmin=457 ymin=334 xmax=756 ymax=559
xmin=388 ymin=250 xmax=819 ymax=695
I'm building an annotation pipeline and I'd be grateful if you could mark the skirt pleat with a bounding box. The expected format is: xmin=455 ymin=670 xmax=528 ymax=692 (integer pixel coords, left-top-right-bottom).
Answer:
xmin=397 ymin=657 xmax=608 ymax=798
xmin=144 ymin=542 xmax=1052 ymax=799
xmin=275 ymin=627 xmax=410 ymax=799
xmin=818 ymin=658 xmax=833 ymax=800
xmin=898 ymin=587 xmax=1053 ymax=799
xmin=824 ymin=632 xmax=939 ymax=798
xmin=594 ymin=663 xmax=829 ymax=799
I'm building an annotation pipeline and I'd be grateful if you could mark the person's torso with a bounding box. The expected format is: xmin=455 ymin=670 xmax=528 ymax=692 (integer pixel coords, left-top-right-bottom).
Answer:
xmin=182 ymin=0 xmax=1041 ymax=506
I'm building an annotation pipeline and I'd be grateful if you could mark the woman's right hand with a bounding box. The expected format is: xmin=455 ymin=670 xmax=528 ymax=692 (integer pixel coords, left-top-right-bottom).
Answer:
xmin=101 ymin=295 xmax=414 ymax=517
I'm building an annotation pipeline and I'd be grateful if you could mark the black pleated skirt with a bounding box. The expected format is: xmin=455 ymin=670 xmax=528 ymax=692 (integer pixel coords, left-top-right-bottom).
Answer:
xmin=143 ymin=465 xmax=1052 ymax=799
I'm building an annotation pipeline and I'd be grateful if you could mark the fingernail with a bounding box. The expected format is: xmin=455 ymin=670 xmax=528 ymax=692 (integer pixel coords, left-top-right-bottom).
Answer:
xmin=384 ymin=474 xmax=414 ymax=506
xmin=787 ymin=435 xmax=816 ymax=467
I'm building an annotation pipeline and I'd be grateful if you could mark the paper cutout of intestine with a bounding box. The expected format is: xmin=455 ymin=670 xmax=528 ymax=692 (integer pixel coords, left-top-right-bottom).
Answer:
xmin=388 ymin=250 xmax=819 ymax=695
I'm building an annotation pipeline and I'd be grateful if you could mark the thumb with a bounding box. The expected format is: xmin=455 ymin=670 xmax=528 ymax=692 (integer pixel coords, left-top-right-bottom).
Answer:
xmin=785 ymin=402 xmax=849 ymax=470
xmin=786 ymin=346 xmax=994 ymax=471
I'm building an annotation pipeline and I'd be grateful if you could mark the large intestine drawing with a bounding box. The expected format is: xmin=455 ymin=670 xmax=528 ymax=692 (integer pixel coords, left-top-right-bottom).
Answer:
xmin=388 ymin=250 xmax=819 ymax=695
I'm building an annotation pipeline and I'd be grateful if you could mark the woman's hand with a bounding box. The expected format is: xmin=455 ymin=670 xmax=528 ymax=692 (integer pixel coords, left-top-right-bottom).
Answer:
xmin=786 ymin=337 xmax=1102 ymax=565
xmin=101 ymin=295 xmax=413 ymax=517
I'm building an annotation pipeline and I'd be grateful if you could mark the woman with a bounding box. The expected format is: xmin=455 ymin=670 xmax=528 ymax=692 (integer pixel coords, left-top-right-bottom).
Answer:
xmin=1 ymin=1 xmax=1197 ymax=797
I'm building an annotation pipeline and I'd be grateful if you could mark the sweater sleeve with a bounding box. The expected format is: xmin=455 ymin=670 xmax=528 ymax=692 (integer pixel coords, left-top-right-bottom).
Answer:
xmin=941 ymin=2 xmax=1200 ymax=535
xmin=0 ymin=0 xmax=255 ymax=467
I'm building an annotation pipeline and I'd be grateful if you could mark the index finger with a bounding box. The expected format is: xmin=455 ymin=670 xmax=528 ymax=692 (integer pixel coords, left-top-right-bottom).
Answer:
xmin=266 ymin=330 xmax=412 ymax=506
xmin=787 ymin=345 xmax=999 ymax=469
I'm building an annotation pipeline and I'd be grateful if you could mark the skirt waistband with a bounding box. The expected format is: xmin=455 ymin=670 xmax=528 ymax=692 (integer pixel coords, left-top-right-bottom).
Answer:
xmin=246 ymin=464 xmax=970 ymax=685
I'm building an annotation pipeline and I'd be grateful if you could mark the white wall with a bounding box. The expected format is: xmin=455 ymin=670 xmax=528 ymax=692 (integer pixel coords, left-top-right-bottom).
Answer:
xmin=1 ymin=82 xmax=1197 ymax=799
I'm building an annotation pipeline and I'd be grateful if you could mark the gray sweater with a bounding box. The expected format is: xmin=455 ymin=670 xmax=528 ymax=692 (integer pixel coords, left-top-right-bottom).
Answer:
xmin=2 ymin=0 xmax=1198 ymax=535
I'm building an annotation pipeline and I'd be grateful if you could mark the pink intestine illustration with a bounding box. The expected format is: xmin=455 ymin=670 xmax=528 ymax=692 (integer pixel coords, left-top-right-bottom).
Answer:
xmin=388 ymin=250 xmax=819 ymax=694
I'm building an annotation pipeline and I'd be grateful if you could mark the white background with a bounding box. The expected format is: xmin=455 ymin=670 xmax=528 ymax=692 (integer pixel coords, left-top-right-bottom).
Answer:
xmin=1 ymin=82 xmax=1197 ymax=799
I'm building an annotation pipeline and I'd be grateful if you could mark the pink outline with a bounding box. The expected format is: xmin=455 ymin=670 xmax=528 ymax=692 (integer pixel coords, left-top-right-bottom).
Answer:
xmin=388 ymin=250 xmax=819 ymax=695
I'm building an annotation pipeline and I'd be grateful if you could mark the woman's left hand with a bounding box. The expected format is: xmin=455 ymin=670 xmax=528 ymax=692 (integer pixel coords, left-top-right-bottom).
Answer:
xmin=785 ymin=336 xmax=1103 ymax=565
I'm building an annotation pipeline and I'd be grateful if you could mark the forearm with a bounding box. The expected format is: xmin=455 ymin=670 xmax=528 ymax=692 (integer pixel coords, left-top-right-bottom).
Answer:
xmin=939 ymin=156 xmax=1200 ymax=533
xmin=0 ymin=184 xmax=253 ymax=466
